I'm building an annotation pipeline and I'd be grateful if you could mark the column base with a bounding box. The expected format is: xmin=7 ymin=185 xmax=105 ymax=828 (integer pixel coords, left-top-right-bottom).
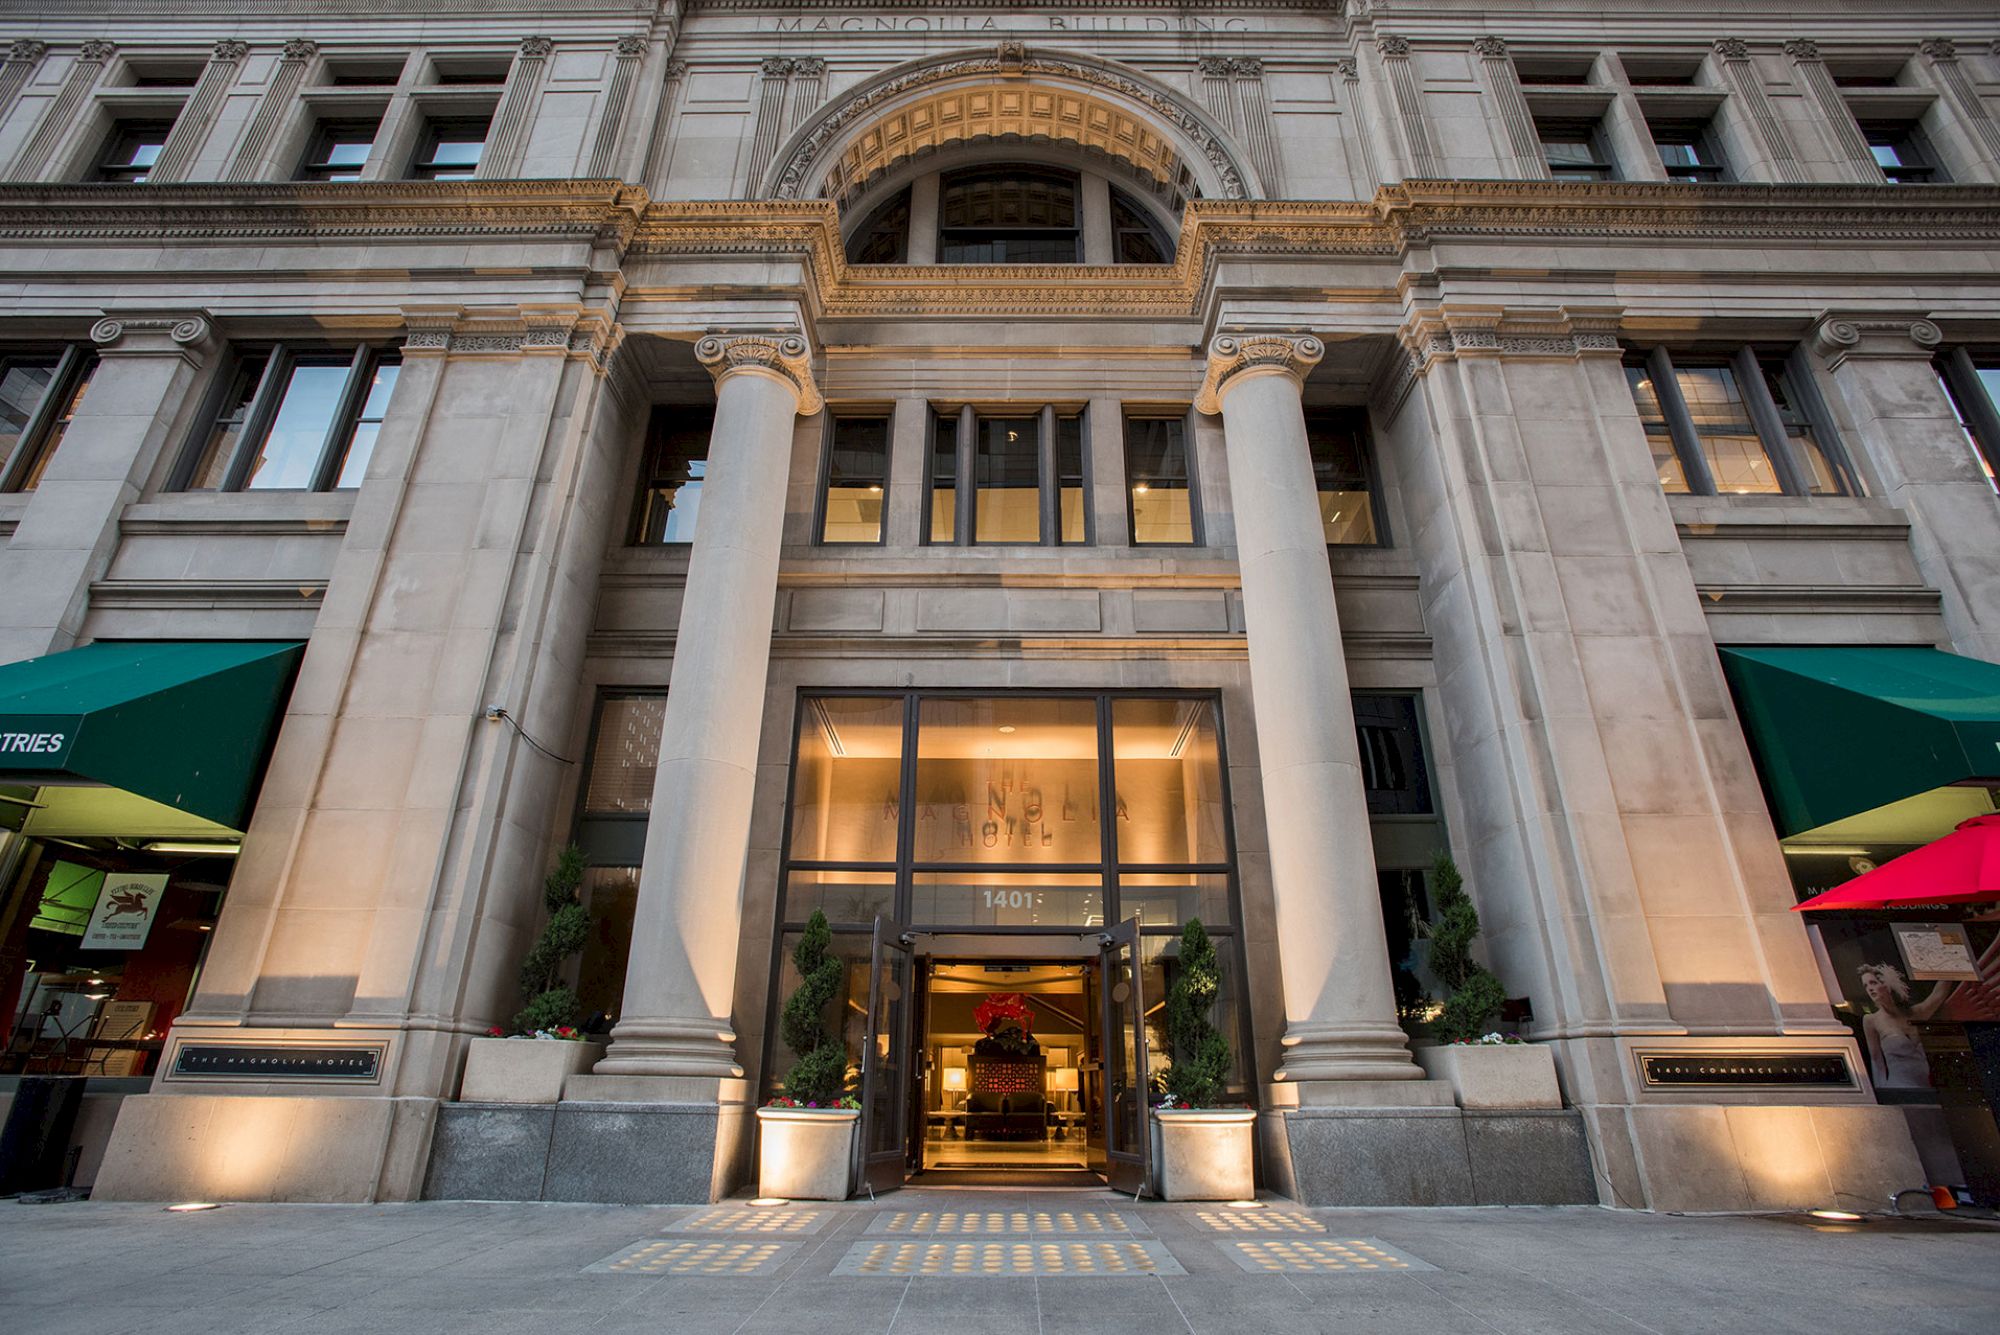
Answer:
xmin=593 ymin=1016 xmax=743 ymax=1079
xmin=1273 ymin=1019 xmax=1426 ymax=1083
xmin=1265 ymin=1078 xmax=1456 ymax=1109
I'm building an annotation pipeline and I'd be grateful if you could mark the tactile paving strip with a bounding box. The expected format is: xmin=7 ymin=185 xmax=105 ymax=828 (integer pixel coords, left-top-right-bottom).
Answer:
xmin=865 ymin=1209 xmax=1145 ymax=1236
xmin=832 ymin=1238 xmax=1184 ymax=1276
xmin=1191 ymin=1208 xmax=1327 ymax=1233
xmin=584 ymin=1239 xmax=798 ymax=1276
xmin=664 ymin=1206 xmax=833 ymax=1235
xmin=1219 ymin=1238 xmax=1434 ymax=1274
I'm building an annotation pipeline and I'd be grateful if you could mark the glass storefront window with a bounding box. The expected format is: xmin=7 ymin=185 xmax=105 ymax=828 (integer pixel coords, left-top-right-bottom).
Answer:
xmin=1117 ymin=873 xmax=1231 ymax=929
xmin=784 ymin=870 xmax=896 ymax=926
xmin=789 ymin=697 xmax=905 ymax=864
xmin=912 ymin=697 xmax=1101 ymax=865
xmin=576 ymin=865 xmax=638 ymax=1021
xmin=582 ymin=695 xmax=666 ymax=815
xmin=1110 ymin=698 xmax=1226 ymax=865
xmin=769 ymin=927 xmax=872 ymax=1097
xmin=912 ymin=871 xmax=1104 ymax=927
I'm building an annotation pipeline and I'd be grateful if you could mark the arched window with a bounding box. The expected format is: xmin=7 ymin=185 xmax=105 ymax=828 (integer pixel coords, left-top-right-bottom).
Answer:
xmin=845 ymin=186 xmax=910 ymax=264
xmin=1110 ymin=187 xmax=1174 ymax=264
xmin=937 ymin=166 xmax=1080 ymax=264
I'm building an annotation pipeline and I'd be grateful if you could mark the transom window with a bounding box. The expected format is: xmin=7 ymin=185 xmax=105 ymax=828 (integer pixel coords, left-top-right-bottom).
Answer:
xmin=177 ymin=346 xmax=401 ymax=491
xmin=1624 ymin=347 xmax=1854 ymax=497
xmin=0 ymin=347 xmax=97 ymax=493
xmin=780 ymin=693 xmax=1236 ymax=933
xmin=938 ymin=167 xmax=1080 ymax=264
xmin=929 ymin=406 xmax=1087 ymax=545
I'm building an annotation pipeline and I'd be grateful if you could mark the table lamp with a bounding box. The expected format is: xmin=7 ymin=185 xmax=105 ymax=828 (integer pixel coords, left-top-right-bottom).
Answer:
xmin=943 ymin=1066 xmax=967 ymax=1109
xmin=1051 ymin=1066 xmax=1078 ymax=1112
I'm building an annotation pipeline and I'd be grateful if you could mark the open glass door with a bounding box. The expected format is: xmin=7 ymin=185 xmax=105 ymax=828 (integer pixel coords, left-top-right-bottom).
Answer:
xmin=856 ymin=915 xmax=914 ymax=1195
xmin=1099 ymin=917 xmax=1149 ymax=1195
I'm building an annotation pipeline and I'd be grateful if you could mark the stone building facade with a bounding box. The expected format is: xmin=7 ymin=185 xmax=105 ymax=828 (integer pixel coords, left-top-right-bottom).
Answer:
xmin=0 ymin=0 xmax=1996 ymax=1211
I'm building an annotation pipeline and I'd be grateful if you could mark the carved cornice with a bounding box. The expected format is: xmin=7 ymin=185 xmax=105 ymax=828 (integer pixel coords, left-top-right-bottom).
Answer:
xmin=398 ymin=305 xmax=621 ymax=368
xmin=1194 ymin=333 xmax=1322 ymax=414
xmin=695 ymin=333 xmax=822 ymax=415
xmin=1397 ymin=306 xmax=1625 ymax=372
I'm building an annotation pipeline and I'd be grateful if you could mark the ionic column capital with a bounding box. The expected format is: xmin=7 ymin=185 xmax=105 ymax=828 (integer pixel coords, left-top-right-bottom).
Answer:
xmin=1194 ymin=332 xmax=1323 ymax=414
xmin=1812 ymin=313 xmax=1943 ymax=368
xmin=695 ymin=332 xmax=822 ymax=415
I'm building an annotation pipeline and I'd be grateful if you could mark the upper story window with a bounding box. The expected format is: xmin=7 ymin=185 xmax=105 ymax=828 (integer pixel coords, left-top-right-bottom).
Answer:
xmin=818 ymin=414 xmax=890 ymax=544
xmin=1624 ymin=347 xmax=1854 ymax=497
xmin=938 ymin=167 xmax=1079 ymax=264
xmin=1861 ymin=122 xmax=1944 ymax=184
xmin=0 ymin=348 xmax=97 ymax=493
xmin=298 ymin=118 xmax=381 ymax=182
xmin=1937 ymin=350 xmax=2000 ymax=491
xmin=1306 ymin=409 xmax=1383 ymax=546
xmin=176 ymin=346 xmax=401 ymax=492
xmin=633 ymin=407 xmax=712 ymax=544
xmin=96 ymin=120 xmax=175 ymax=183
xmin=409 ymin=116 xmax=490 ymax=180
xmin=842 ymin=160 xmax=1177 ymax=266
xmin=929 ymin=406 xmax=1086 ymax=546
xmin=1537 ymin=119 xmax=1617 ymax=180
xmin=1125 ymin=413 xmax=1198 ymax=545
xmin=1650 ymin=121 xmax=1729 ymax=183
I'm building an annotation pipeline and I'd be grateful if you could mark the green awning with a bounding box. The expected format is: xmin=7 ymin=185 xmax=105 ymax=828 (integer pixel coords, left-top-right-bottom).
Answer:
xmin=0 ymin=640 xmax=303 ymax=831
xmin=1719 ymin=646 xmax=2000 ymax=837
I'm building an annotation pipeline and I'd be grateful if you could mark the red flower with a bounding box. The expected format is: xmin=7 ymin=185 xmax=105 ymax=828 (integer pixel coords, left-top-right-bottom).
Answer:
xmin=973 ymin=993 xmax=1036 ymax=1035
xmin=487 ymin=1027 xmax=503 ymax=1037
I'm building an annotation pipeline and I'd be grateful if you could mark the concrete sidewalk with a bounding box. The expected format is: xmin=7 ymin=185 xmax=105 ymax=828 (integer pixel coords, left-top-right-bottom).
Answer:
xmin=3 ymin=1189 xmax=1995 ymax=1335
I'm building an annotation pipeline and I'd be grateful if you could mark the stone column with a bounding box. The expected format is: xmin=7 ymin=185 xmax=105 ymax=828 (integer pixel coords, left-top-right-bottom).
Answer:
xmin=597 ymin=333 xmax=821 ymax=1079
xmin=150 ymin=39 xmax=248 ymax=183
xmin=228 ymin=39 xmax=317 ymax=180
xmin=1194 ymin=333 xmax=1423 ymax=1087
xmin=1813 ymin=315 xmax=2000 ymax=662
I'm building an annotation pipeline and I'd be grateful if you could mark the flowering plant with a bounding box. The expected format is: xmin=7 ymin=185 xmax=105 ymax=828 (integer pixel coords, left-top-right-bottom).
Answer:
xmin=488 ymin=1025 xmax=588 ymax=1041
xmin=763 ymin=1095 xmax=860 ymax=1110
xmin=972 ymin=993 xmax=1035 ymax=1036
xmin=1450 ymin=1031 xmax=1525 ymax=1046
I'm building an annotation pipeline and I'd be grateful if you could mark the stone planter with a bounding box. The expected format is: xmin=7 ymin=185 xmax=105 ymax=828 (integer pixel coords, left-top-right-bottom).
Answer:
xmin=756 ymin=1107 xmax=859 ymax=1201
xmin=1151 ymin=1108 xmax=1257 ymax=1201
xmin=458 ymin=1037 xmax=605 ymax=1104
xmin=1414 ymin=1043 xmax=1562 ymax=1109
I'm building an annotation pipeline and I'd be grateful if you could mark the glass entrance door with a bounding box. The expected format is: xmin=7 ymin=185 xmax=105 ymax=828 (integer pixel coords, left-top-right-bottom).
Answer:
xmin=857 ymin=915 xmax=914 ymax=1195
xmin=1100 ymin=917 xmax=1149 ymax=1195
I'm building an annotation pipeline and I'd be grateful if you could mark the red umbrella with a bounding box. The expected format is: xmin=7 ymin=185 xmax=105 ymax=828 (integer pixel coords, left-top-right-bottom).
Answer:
xmin=1794 ymin=814 xmax=2000 ymax=911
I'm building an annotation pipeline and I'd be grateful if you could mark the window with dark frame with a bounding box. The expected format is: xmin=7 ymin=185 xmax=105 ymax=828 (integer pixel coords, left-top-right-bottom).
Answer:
xmin=1124 ymin=413 xmax=1197 ymax=546
xmin=570 ymin=690 xmax=665 ymax=1021
xmin=95 ymin=120 xmax=176 ymax=183
xmin=1109 ymin=189 xmax=1175 ymax=264
xmin=0 ymin=348 xmax=97 ymax=493
xmin=632 ymin=407 xmax=713 ymax=544
xmin=178 ymin=346 xmax=402 ymax=492
xmin=1623 ymin=346 xmax=1855 ymax=497
xmin=1861 ymin=122 xmax=1944 ymax=184
xmin=1305 ymin=409 xmax=1382 ymax=546
xmin=927 ymin=406 xmax=1088 ymax=546
xmin=1650 ymin=122 xmax=1729 ymax=183
xmin=1937 ymin=350 xmax=2000 ymax=491
xmin=818 ymin=415 xmax=890 ymax=544
xmin=297 ymin=118 xmax=381 ymax=182
xmin=937 ymin=166 xmax=1081 ymax=264
xmin=1537 ymin=119 xmax=1617 ymax=180
xmin=408 ymin=116 xmax=490 ymax=180
xmin=844 ymin=187 xmax=910 ymax=264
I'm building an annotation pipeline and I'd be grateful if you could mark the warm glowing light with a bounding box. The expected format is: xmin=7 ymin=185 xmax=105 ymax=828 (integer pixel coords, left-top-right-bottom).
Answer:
xmin=997 ymin=725 xmax=1015 ymax=733
xmin=1809 ymin=1209 xmax=1863 ymax=1222
xmin=943 ymin=1068 xmax=968 ymax=1091
xmin=143 ymin=841 xmax=242 ymax=856
xmin=1227 ymin=1200 xmax=1264 ymax=1209
xmin=166 ymin=1202 xmax=220 ymax=1213
xmin=1133 ymin=483 xmax=1149 ymax=493
xmin=749 ymin=1197 xmax=788 ymax=1207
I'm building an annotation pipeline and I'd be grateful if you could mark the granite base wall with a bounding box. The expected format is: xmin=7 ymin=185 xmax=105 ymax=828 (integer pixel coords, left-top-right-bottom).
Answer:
xmin=1263 ymin=1106 xmax=1598 ymax=1206
xmin=422 ymin=1100 xmax=748 ymax=1205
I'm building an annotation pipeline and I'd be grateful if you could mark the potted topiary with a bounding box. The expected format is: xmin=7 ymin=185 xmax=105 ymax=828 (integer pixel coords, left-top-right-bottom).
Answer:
xmin=1150 ymin=918 xmax=1256 ymax=1200
xmin=755 ymin=909 xmax=859 ymax=1200
xmin=460 ymin=845 xmax=606 ymax=1103
xmin=1411 ymin=853 xmax=1561 ymax=1109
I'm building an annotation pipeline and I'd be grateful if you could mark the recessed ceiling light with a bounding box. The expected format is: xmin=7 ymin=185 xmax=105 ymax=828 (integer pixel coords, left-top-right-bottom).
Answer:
xmin=998 ymin=725 xmax=1015 ymax=733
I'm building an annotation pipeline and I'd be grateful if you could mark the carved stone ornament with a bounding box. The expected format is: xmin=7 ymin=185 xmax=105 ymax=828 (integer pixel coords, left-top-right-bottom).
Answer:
xmin=664 ymin=60 xmax=688 ymax=82
xmin=1919 ymin=38 xmax=1957 ymax=62
xmin=616 ymin=35 xmax=648 ymax=58
xmin=1812 ymin=315 xmax=1944 ymax=361
xmin=90 ymin=315 xmax=211 ymax=347
xmin=1193 ymin=333 xmax=1324 ymax=414
xmin=1336 ymin=58 xmax=1359 ymax=80
xmin=769 ymin=48 xmax=1253 ymax=202
xmin=8 ymin=40 xmax=46 ymax=63
xmin=1783 ymin=39 xmax=1821 ymax=61
xmin=212 ymin=40 xmax=250 ymax=62
xmin=1713 ymin=38 xmax=1751 ymax=61
xmin=762 ymin=56 xmax=793 ymax=78
xmin=1229 ymin=58 xmax=1264 ymax=78
xmin=519 ymin=36 xmax=553 ymax=59
xmin=281 ymin=39 xmax=318 ymax=63
xmin=1377 ymin=35 xmax=1411 ymax=59
xmin=1198 ymin=56 xmax=1232 ymax=77
xmin=998 ymin=41 xmax=1026 ymax=72
xmin=1471 ymin=36 xmax=1509 ymax=59
xmin=77 ymin=40 xmax=117 ymax=62
xmin=793 ymin=57 xmax=826 ymax=78
xmin=694 ymin=333 xmax=823 ymax=416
